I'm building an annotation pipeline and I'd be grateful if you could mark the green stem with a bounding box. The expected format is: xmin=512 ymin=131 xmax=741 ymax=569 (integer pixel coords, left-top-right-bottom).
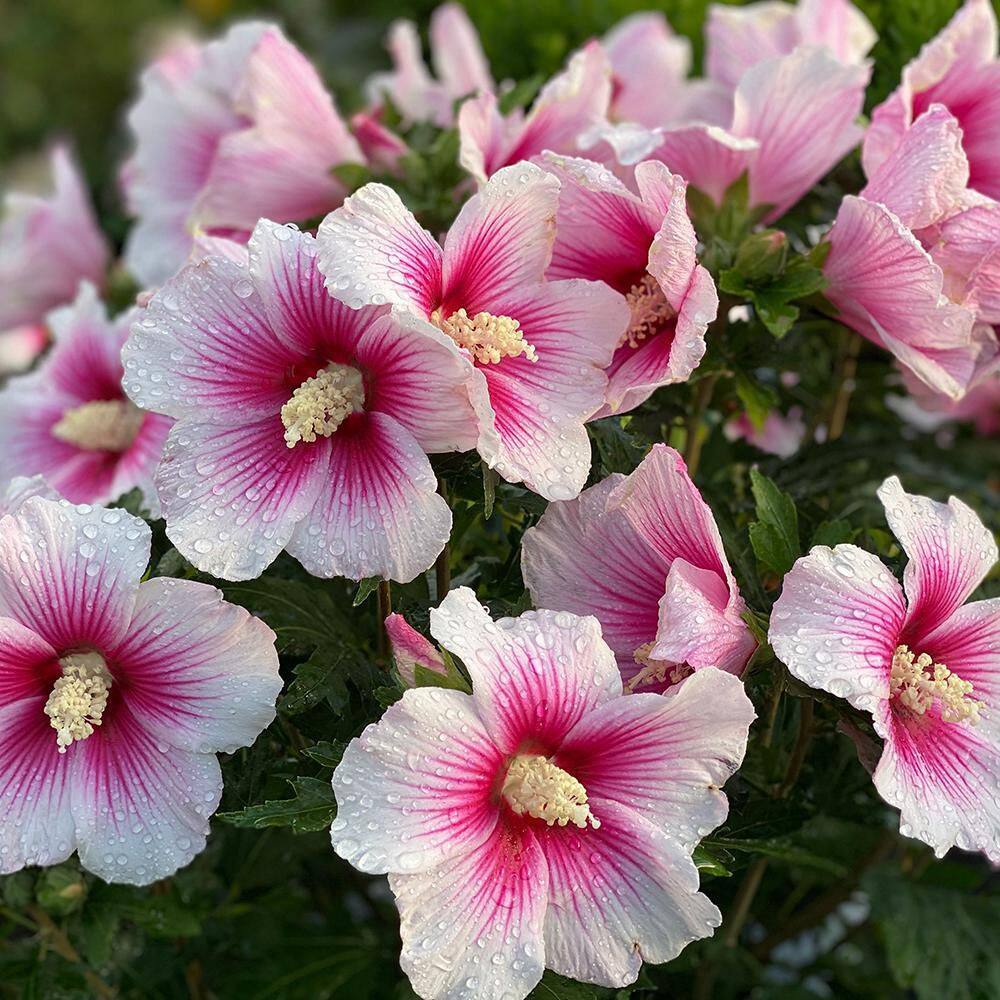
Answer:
xmin=683 ymin=374 xmax=719 ymax=478
xmin=827 ymin=331 xmax=861 ymax=441
xmin=377 ymin=580 xmax=392 ymax=661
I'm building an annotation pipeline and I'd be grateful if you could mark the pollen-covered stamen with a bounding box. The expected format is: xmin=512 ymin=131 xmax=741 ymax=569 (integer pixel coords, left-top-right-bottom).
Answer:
xmin=626 ymin=641 xmax=692 ymax=692
xmin=44 ymin=651 xmax=113 ymax=753
xmin=52 ymin=399 xmax=144 ymax=452
xmin=281 ymin=363 xmax=364 ymax=448
xmin=502 ymin=753 xmax=599 ymax=829
xmin=431 ymin=307 xmax=538 ymax=365
xmin=890 ymin=644 xmax=984 ymax=724
xmin=621 ymin=274 xmax=675 ymax=349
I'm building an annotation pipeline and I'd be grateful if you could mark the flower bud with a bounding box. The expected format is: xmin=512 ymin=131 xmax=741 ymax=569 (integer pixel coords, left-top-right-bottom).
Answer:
xmin=734 ymin=229 xmax=789 ymax=281
xmin=385 ymin=613 xmax=447 ymax=687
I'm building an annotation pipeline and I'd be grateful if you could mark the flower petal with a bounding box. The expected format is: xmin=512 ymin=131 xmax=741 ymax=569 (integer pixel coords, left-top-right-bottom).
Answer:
xmin=646 ymin=125 xmax=758 ymax=205
xmin=557 ymin=669 xmax=754 ymax=849
xmin=0 ymin=697 xmax=76 ymax=873
xmin=0 ymin=616 xmax=57 ymax=705
xmin=286 ymin=412 xmax=451 ymax=583
xmin=441 ymin=162 xmax=559 ymax=312
xmin=769 ymin=544 xmax=907 ymax=712
xmin=429 ymin=2 xmax=493 ymax=101
xmin=71 ymin=707 xmax=222 ymax=885
xmin=705 ymin=1 xmax=799 ymax=89
xmin=123 ymin=256 xmax=299 ymax=423
xmin=316 ymin=183 xmax=444 ymax=314
xmin=388 ymin=820 xmax=547 ymax=1000
xmin=536 ymin=800 xmax=720 ymax=987
xmin=111 ymin=577 xmax=280 ymax=754
xmin=878 ymin=475 xmax=998 ymax=639
xmin=331 ymin=686 xmax=502 ymax=875
xmin=919 ymin=598 xmax=1000 ymax=710
xmin=429 ymin=587 xmax=621 ymax=754
xmin=0 ymin=498 xmax=149 ymax=652
xmin=156 ymin=417 xmax=328 ymax=582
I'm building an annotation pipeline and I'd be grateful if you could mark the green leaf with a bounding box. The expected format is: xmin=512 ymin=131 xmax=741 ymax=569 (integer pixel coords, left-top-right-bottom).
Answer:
xmin=811 ymin=519 xmax=856 ymax=547
xmin=353 ymin=577 xmax=381 ymax=607
xmin=301 ymin=740 xmax=347 ymax=770
xmin=528 ymin=970 xmax=626 ymax=999
xmin=482 ymin=461 xmax=497 ymax=519
xmin=753 ymin=293 xmax=799 ymax=338
xmin=35 ymin=865 xmax=86 ymax=917
xmin=734 ymin=372 xmax=779 ymax=431
xmin=413 ymin=649 xmax=472 ymax=693
xmin=589 ymin=416 xmax=647 ymax=476
xmin=94 ymin=885 xmax=203 ymax=938
xmin=331 ymin=162 xmax=373 ymax=192
xmin=704 ymin=836 xmax=848 ymax=876
xmin=498 ymin=73 xmax=543 ymax=113
xmin=217 ymin=777 xmax=337 ymax=834
xmin=282 ymin=643 xmax=365 ymax=715
xmin=693 ymin=844 xmax=733 ymax=878
xmin=749 ymin=468 xmax=800 ymax=576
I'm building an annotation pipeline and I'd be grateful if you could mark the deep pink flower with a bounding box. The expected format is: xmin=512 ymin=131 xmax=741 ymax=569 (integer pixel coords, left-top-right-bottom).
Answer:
xmin=543 ymin=154 xmax=718 ymax=415
xmin=0 ymin=284 xmax=170 ymax=509
xmin=770 ymin=476 xmax=1000 ymax=861
xmin=521 ymin=444 xmax=757 ymax=693
xmin=121 ymin=22 xmax=363 ymax=286
xmin=0 ymin=497 xmax=281 ymax=884
xmin=706 ymin=0 xmax=876 ymax=90
xmin=123 ymin=219 xmax=476 ymax=582
xmin=600 ymin=46 xmax=869 ymax=221
xmin=331 ymin=587 xmax=755 ymax=998
xmin=0 ymin=146 xmax=109 ymax=333
xmin=316 ymin=162 xmax=628 ymax=500
xmin=724 ymin=407 xmax=807 ymax=458
xmin=864 ymin=0 xmax=1000 ymax=201
xmin=825 ymin=105 xmax=995 ymax=399
xmin=365 ymin=3 xmax=493 ymax=128
xmin=384 ymin=613 xmax=447 ymax=687
xmin=457 ymin=42 xmax=612 ymax=185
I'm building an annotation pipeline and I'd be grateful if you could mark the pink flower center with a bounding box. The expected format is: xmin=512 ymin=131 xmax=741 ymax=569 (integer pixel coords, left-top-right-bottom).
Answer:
xmin=280 ymin=363 xmax=365 ymax=448
xmin=51 ymin=399 xmax=143 ymax=452
xmin=501 ymin=753 xmax=599 ymax=829
xmin=621 ymin=274 xmax=674 ymax=350
xmin=890 ymin=644 xmax=983 ymax=724
xmin=431 ymin=308 xmax=538 ymax=365
xmin=43 ymin=651 xmax=112 ymax=753
xmin=626 ymin=641 xmax=692 ymax=691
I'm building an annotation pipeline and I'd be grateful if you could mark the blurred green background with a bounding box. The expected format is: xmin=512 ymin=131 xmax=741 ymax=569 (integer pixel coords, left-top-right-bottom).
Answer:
xmin=0 ymin=0 xmax=987 ymax=238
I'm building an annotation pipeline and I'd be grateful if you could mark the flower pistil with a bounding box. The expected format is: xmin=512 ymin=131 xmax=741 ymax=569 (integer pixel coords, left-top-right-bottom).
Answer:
xmin=44 ymin=650 xmax=112 ymax=753
xmin=502 ymin=753 xmax=599 ymax=828
xmin=621 ymin=274 xmax=674 ymax=349
xmin=431 ymin=307 xmax=537 ymax=365
xmin=281 ymin=364 xmax=365 ymax=448
xmin=890 ymin=644 xmax=983 ymax=724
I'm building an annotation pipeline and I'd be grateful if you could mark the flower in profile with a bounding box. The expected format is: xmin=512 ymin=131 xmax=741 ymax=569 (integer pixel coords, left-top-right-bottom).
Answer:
xmin=365 ymin=3 xmax=493 ymax=127
xmin=543 ymin=154 xmax=718 ymax=415
xmin=0 ymin=284 xmax=170 ymax=508
xmin=316 ymin=162 xmax=628 ymax=500
xmin=770 ymin=476 xmax=1000 ymax=860
xmin=824 ymin=105 xmax=994 ymax=400
xmin=457 ymin=42 xmax=612 ymax=185
xmin=865 ymin=0 xmax=1000 ymax=201
xmin=121 ymin=21 xmax=364 ymax=286
xmin=384 ymin=612 xmax=447 ymax=687
xmin=522 ymin=444 xmax=757 ymax=693
xmin=331 ymin=587 xmax=754 ymax=998
xmin=0 ymin=496 xmax=281 ymax=884
xmin=123 ymin=220 xmax=476 ymax=582
xmin=705 ymin=0 xmax=876 ymax=90
xmin=0 ymin=145 xmax=109 ymax=365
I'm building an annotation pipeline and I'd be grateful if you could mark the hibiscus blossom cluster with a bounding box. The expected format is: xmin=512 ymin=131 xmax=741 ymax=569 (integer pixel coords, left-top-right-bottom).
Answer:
xmin=1 ymin=0 xmax=999 ymax=997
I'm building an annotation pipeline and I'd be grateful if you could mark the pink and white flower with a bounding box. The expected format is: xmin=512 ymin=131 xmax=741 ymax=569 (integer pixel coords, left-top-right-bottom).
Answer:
xmin=123 ymin=219 xmax=476 ymax=582
xmin=521 ymin=444 xmax=757 ymax=693
xmin=598 ymin=45 xmax=869 ymax=222
xmin=331 ymin=586 xmax=755 ymax=999
xmin=0 ymin=476 xmax=59 ymax=519
xmin=724 ymin=407 xmax=807 ymax=458
xmin=0 ymin=284 xmax=170 ymax=509
xmin=365 ymin=3 xmax=493 ymax=127
xmin=384 ymin=613 xmax=447 ymax=687
xmin=899 ymin=370 xmax=1000 ymax=436
xmin=316 ymin=162 xmax=628 ymax=500
xmin=824 ymin=105 xmax=995 ymax=399
xmin=0 ymin=145 xmax=109 ymax=336
xmin=864 ymin=0 xmax=1000 ymax=201
xmin=705 ymin=0 xmax=876 ymax=90
xmin=543 ymin=154 xmax=718 ymax=415
xmin=770 ymin=476 xmax=1000 ymax=861
xmin=121 ymin=22 xmax=364 ymax=286
xmin=0 ymin=496 xmax=281 ymax=884
xmin=457 ymin=43 xmax=612 ymax=185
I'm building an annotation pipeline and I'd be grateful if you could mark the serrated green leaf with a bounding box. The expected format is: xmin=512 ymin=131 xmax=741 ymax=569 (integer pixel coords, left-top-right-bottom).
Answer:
xmin=282 ymin=643 xmax=363 ymax=715
xmin=735 ymin=372 xmax=779 ymax=431
xmin=749 ymin=468 xmax=800 ymax=575
xmin=217 ymin=777 xmax=336 ymax=834
xmin=528 ymin=970 xmax=625 ymax=999
xmin=302 ymin=740 xmax=347 ymax=770
xmin=811 ymin=519 xmax=857 ymax=547
xmin=354 ymin=577 xmax=381 ymax=607
xmin=753 ymin=293 xmax=799 ymax=338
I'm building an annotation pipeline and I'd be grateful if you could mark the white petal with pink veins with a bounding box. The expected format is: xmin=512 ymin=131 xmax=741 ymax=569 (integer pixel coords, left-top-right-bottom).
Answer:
xmin=557 ymin=669 xmax=754 ymax=849
xmin=71 ymin=708 xmax=223 ymax=885
xmin=286 ymin=412 xmax=451 ymax=583
xmin=769 ymin=544 xmax=907 ymax=711
xmin=878 ymin=475 xmax=998 ymax=636
xmin=332 ymin=686 xmax=502 ymax=875
xmin=535 ymin=800 xmax=720 ymax=987
xmin=110 ymin=577 xmax=281 ymax=754
xmin=388 ymin=821 xmax=548 ymax=1000
xmin=0 ymin=498 xmax=150 ymax=653
xmin=429 ymin=587 xmax=621 ymax=754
